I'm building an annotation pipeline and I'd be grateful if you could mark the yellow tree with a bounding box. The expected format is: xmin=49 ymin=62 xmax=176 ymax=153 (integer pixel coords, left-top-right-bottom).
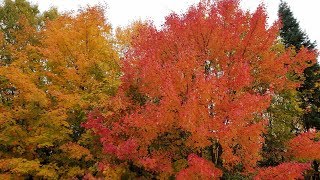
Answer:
xmin=37 ymin=6 xmax=121 ymax=178
xmin=0 ymin=4 xmax=120 ymax=178
xmin=0 ymin=0 xmax=56 ymax=178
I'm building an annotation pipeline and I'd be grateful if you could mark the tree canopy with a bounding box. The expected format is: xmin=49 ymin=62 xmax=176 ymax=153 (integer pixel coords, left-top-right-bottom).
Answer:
xmin=85 ymin=0 xmax=318 ymax=178
xmin=0 ymin=0 xmax=319 ymax=179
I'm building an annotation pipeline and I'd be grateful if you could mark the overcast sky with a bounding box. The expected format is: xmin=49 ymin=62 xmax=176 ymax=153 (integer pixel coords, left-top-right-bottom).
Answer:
xmin=28 ymin=0 xmax=320 ymax=47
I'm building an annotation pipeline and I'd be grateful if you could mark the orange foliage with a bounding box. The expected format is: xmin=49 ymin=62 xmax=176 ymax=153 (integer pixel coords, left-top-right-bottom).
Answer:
xmin=40 ymin=6 xmax=120 ymax=109
xmin=254 ymin=162 xmax=311 ymax=180
xmin=85 ymin=0 xmax=316 ymax=176
xmin=0 ymin=5 xmax=120 ymax=178
xmin=60 ymin=142 xmax=93 ymax=161
xmin=287 ymin=131 xmax=320 ymax=161
xmin=176 ymin=154 xmax=223 ymax=180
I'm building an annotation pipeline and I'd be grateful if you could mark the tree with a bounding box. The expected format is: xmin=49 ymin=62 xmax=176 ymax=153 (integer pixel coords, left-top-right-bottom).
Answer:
xmin=37 ymin=7 xmax=121 ymax=177
xmin=278 ymin=2 xmax=316 ymax=50
xmin=275 ymin=2 xmax=320 ymax=177
xmin=85 ymin=0 xmax=316 ymax=178
xmin=279 ymin=1 xmax=320 ymax=130
xmin=0 ymin=1 xmax=58 ymax=178
xmin=260 ymin=1 xmax=320 ymax=167
xmin=0 ymin=3 xmax=120 ymax=178
xmin=0 ymin=0 xmax=40 ymax=65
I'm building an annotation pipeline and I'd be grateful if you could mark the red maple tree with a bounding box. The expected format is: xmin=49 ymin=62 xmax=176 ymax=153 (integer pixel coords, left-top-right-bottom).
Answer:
xmin=84 ymin=0 xmax=316 ymax=177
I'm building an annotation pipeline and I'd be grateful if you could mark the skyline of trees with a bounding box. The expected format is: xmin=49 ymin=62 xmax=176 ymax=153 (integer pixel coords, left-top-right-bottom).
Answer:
xmin=0 ymin=0 xmax=319 ymax=179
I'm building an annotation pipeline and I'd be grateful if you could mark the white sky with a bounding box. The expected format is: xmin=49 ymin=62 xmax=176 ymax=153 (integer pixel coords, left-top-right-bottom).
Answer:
xmin=27 ymin=0 xmax=320 ymax=47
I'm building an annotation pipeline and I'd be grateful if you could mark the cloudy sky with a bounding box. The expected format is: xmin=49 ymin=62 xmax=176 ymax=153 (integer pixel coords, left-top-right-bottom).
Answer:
xmin=28 ymin=0 xmax=320 ymax=47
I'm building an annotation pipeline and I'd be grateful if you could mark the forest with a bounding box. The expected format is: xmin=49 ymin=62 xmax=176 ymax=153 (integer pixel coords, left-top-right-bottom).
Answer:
xmin=0 ymin=0 xmax=319 ymax=179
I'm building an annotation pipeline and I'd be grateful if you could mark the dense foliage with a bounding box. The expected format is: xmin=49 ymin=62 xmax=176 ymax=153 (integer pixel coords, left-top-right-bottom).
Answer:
xmin=85 ymin=0 xmax=318 ymax=179
xmin=0 ymin=1 xmax=119 ymax=178
xmin=0 ymin=0 xmax=319 ymax=179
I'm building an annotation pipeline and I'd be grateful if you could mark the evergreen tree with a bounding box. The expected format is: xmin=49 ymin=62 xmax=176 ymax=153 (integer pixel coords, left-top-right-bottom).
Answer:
xmin=279 ymin=1 xmax=320 ymax=130
xmin=278 ymin=1 xmax=316 ymax=50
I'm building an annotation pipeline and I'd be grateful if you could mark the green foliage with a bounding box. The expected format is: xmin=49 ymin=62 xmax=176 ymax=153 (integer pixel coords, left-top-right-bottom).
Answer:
xmin=262 ymin=90 xmax=302 ymax=166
